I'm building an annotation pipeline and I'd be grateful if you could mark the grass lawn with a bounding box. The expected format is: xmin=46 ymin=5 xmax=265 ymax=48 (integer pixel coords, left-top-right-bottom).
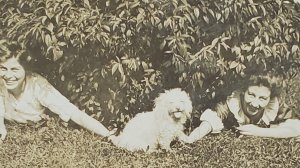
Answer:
xmin=0 ymin=118 xmax=299 ymax=168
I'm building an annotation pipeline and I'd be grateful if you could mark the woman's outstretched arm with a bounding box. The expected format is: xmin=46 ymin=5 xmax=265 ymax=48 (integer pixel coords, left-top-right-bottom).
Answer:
xmin=69 ymin=110 xmax=111 ymax=137
xmin=36 ymin=75 xmax=111 ymax=137
xmin=0 ymin=97 xmax=7 ymax=141
xmin=186 ymin=108 xmax=225 ymax=143
xmin=186 ymin=121 xmax=212 ymax=143
xmin=237 ymin=119 xmax=300 ymax=138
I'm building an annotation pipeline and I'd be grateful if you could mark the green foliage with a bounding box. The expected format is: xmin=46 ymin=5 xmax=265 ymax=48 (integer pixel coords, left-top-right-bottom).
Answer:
xmin=1 ymin=0 xmax=300 ymax=127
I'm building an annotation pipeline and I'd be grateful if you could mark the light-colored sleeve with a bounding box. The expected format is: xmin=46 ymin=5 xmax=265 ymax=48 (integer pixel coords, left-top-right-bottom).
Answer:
xmin=34 ymin=76 xmax=80 ymax=122
xmin=32 ymin=75 xmax=111 ymax=137
xmin=0 ymin=79 xmax=6 ymax=117
xmin=0 ymin=96 xmax=5 ymax=117
xmin=200 ymin=109 xmax=224 ymax=133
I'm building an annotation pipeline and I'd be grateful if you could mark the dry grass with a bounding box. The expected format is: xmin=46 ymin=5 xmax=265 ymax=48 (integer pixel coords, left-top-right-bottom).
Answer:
xmin=0 ymin=118 xmax=299 ymax=168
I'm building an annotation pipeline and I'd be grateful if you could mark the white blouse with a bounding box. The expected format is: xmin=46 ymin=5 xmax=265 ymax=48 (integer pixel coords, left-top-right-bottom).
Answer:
xmin=200 ymin=91 xmax=300 ymax=133
xmin=0 ymin=73 xmax=79 ymax=123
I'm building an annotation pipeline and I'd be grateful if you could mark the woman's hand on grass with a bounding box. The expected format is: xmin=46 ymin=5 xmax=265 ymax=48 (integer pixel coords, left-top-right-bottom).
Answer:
xmin=236 ymin=124 xmax=260 ymax=136
xmin=238 ymin=123 xmax=300 ymax=138
xmin=0 ymin=126 xmax=7 ymax=141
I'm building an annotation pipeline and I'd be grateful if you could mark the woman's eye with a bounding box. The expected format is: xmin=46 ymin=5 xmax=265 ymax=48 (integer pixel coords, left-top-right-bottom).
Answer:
xmin=260 ymin=97 xmax=268 ymax=101
xmin=0 ymin=67 xmax=7 ymax=71
xmin=248 ymin=93 xmax=255 ymax=97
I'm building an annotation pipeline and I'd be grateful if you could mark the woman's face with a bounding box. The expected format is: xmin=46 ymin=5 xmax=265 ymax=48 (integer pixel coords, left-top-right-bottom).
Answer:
xmin=0 ymin=57 xmax=26 ymax=92
xmin=243 ymin=85 xmax=271 ymax=116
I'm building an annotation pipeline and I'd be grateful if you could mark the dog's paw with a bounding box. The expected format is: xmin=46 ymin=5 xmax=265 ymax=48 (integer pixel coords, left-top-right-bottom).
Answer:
xmin=159 ymin=144 xmax=173 ymax=152
xmin=183 ymin=138 xmax=194 ymax=144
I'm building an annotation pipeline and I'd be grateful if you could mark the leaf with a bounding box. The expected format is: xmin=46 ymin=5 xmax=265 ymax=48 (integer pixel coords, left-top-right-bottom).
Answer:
xmin=41 ymin=16 xmax=48 ymax=24
xmin=93 ymin=82 xmax=98 ymax=90
xmin=118 ymin=63 xmax=124 ymax=76
xmin=224 ymin=8 xmax=230 ymax=20
xmin=203 ymin=16 xmax=209 ymax=24
xmin=46 ymin=46 xmax=55 ymax=54
xmin=102 ymin=25 xmax=110 ymax=32
xmin=84 ymin=0 xmax=91 ymax=8
xmin=142 ymin=61 xmax=148 ymax=70
xmin=129 ymin=1 xmax=140 ymax=8
xmin=55 ymin=11 xmax=62 ymax=25
xmin=45 ymin=10 xmax=54 ymax=19
xmin=45 ymin=34 xmax=52 ymax=46
xmin=52 ymin=48 xmax=63 ymax=61
xmin=208 ymin=9 xmax=215 ymax=17
xmin=229 ymin=61 xmax=239 ymax=69
xmin=249 ymin=16 xmax=262 ymax=23
xmin=292 ymin=45 xmax=298 ymax=53
xmin=162 ymin=60 xmax=172 ymax=67
xmin=47 ymin=23 xmax=54 ymax=32
xmin=58 ymin=42 xmax=67 ymax=46
xmin=254 ymin=36 xmax=261 ymax=46
xmin=194 ymin=7 xmax=200 ymax=18
xmin=184 ymin=13 xmax=192 ymax=25
xmin=216 ymin=13 xmax=221 ymax=21
xmin=126 ymin=30 xmax=132 ymax=36
xmin=111 ymin=63 xmax=118 ymax=75
xmin=160 ymin=40 xmax=166 ymax=50
xmin=211 ymin=38 xmax=219 ymax=47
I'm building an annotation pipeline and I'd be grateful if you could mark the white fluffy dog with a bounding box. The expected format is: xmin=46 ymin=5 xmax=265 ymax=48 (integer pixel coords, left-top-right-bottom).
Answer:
xmin=110 ymin=88 xmax=193 ymax=152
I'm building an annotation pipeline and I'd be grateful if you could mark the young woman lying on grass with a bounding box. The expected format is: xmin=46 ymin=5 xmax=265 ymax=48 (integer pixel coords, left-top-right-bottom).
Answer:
xmin=187 ymin=73 xmax=300 ymax=143
xmin=0 ymin=40 xmax=111 ymax=141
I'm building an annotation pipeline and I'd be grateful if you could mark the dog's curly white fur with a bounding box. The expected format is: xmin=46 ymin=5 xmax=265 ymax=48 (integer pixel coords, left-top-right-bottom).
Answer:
xmin=110 ymin=88 xmax=192 ymax=152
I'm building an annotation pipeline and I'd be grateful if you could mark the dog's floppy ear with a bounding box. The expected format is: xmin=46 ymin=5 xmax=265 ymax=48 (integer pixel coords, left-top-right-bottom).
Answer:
xmin=153 ymin=90 xmax=168 ymax=111
xmin=183 ymin=91 xmax=193 ymax=119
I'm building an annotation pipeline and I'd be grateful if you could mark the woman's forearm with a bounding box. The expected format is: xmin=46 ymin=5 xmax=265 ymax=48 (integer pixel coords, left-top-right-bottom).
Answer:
xmin=70 ymin=111 xmax=110 ymax=137
xmin=187 ymin=121 xmax=212 ymax=143
xmin=255 ymin=127 xmax=300 ymax=138
xmin=0 ymin=116 xmax=7 ymax=140
xmin=0 ymin=116 xmax=4 ymax=127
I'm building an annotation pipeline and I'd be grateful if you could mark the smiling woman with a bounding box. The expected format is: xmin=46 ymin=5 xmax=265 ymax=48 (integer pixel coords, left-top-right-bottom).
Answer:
xmin=0 ymin=57 xmax=26 ymax=96
xmin=186 ymin=73 xmax=300 ymax=143
xmin=0 ymin=40 xmax=112 ymax=141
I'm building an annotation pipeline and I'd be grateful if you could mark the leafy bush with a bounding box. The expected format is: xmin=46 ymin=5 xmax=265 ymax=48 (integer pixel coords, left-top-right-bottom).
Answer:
xmin=1 ymin=0 xmax=300 ymax=129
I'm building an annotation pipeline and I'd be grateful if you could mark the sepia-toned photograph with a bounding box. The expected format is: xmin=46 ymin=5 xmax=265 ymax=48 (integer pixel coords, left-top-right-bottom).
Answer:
xmin=0 ymin=0 xmax=299 ymax=167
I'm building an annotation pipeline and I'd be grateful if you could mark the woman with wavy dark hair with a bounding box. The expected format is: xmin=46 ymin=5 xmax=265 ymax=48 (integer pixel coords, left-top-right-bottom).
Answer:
xmin=186 ymin=73 xmax=300 ymax=143
xmin=0 ymin=40 xmax=111 ymax=141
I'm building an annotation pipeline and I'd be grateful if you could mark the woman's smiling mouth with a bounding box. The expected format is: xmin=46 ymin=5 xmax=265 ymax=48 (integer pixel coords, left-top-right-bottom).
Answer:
xmin=5 ymin=80 xmax=17 ymax=85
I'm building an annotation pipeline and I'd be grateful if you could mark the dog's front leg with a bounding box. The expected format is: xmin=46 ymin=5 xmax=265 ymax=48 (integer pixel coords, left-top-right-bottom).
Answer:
xmin=158 ymin=135 xmax=173 ymax=152
xmin=176 ymin=132 xmax=193 ymax=151
xmin=160 ymin=142 xmax=172 ymax=152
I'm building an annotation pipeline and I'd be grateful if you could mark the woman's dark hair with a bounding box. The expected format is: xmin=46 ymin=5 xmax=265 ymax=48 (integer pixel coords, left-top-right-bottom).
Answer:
xmin=242 ymin=73 xmax=282 ymax=98
xmin=0 ymin=40 xmax=31 ymax=71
